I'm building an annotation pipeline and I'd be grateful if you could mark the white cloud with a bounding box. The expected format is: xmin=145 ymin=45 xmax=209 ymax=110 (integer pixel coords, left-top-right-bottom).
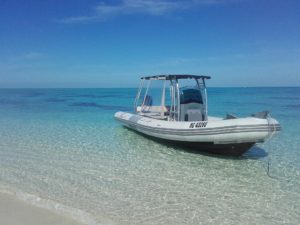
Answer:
xmin=57 ymin=0 xmax=245 ymax=24
xmin=96 ymin=0 xmax=183 ymax=15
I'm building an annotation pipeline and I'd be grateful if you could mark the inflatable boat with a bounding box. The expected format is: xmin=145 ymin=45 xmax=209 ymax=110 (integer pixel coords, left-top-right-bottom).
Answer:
xmin=114 ymin=75 xmax=280 ymax=156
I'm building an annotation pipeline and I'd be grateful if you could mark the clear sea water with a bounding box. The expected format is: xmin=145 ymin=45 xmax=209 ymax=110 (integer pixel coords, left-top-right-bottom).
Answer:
xmin=0 ymin=87 xmax=299 ymax=225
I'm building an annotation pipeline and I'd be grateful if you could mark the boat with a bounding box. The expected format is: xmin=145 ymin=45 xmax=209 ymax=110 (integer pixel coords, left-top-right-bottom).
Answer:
xmin=114 ymin=74 xmax=281 ymax=156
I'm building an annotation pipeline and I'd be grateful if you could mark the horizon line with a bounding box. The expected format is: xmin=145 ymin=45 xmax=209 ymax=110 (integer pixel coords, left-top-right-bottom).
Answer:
xmin=0 ymin=86 xmax=299 ymax=89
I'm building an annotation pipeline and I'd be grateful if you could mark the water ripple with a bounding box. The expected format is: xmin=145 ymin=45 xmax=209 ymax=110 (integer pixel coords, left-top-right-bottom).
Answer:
xmin=69 ymin=102 xmax=130 ymax=111
xmin=45 ymin=98 xmax=67 ymax=103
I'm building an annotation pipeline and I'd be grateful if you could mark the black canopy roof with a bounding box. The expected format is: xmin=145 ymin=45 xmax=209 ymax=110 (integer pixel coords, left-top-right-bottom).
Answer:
xmin=141 ymin=74 xmax=211 ymax=80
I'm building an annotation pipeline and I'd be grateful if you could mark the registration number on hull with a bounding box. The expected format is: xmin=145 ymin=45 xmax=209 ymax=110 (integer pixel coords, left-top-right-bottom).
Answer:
xmin=189 ymin=122 xmax=208 ymax=128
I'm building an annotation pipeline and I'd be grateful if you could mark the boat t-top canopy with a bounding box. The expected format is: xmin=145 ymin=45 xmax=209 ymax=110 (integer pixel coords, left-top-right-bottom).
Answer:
xmin=141 ymin=74 xmax=211 ymax=80
xmin=135 ymin=74 xmax=210 ymax=121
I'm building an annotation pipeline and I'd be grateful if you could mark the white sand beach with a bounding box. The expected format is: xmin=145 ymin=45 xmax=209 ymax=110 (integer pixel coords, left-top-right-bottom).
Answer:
xmin=0 ymin=192 xmax=84 ymax=225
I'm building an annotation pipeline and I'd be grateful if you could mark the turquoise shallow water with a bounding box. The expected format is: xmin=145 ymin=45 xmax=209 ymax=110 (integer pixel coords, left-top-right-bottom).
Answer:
xmin=0 ymin=88 xmax=299 ymax=225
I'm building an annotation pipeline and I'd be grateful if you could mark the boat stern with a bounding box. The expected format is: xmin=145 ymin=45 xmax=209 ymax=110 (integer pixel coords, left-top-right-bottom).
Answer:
xmin=267 ymin=117 xmax=281 ymax=136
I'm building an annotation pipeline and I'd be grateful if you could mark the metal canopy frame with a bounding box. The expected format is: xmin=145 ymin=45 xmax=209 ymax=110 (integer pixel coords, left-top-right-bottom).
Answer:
xmin=141 ymin=74 xmax=211 ymax=80
xmin=134 ymin=74 xmax=211 ymax=121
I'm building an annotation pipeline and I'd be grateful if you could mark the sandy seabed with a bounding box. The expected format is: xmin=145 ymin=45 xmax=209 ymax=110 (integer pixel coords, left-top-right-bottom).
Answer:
xmin=0 ymin=192 xmax=84 ymax=225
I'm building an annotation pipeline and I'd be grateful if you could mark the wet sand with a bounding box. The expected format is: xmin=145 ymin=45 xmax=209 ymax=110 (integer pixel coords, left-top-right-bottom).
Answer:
xmin=0 ymin=192 xmax=84 ymax=225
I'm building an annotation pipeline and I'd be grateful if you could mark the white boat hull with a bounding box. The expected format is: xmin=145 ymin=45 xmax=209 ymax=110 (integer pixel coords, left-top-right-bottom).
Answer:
xmin=114 ymin=111 xmax=281 ymax=156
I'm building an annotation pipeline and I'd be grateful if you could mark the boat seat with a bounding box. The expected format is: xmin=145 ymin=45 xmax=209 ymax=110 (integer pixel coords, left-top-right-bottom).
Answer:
xmin=143 ymin=95 xmax=153 ymax=106
xmin=141 ymin=105 xmax=168 ymax=113
xmin=137 ymin=105 xmax=169 ymax=120
xmin=180 ymin=103 xmax=204 ymax=121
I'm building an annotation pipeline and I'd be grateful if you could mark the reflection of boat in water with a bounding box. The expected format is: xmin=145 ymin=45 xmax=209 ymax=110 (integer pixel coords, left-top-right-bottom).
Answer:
xmin=115 ymin=75 xmax=281 ymax=156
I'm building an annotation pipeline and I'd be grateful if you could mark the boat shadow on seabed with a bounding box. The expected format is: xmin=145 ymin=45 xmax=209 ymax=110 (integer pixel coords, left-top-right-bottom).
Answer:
xmin=123 ymin=126 xmax=268 ymax=160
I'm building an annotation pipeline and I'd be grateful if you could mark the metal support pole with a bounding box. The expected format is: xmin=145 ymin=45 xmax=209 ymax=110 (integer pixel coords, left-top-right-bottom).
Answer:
xmin=161 ymin=80 xmax=166 ymax=118
xmin=142 ymin=80 xmax=151 ymax=109
xmin=134 ymin=79 xmax=144 ymax=112
xmin=169 ymin=80 xmax=174 ymax=121
xmin=176 ymin=79 xmax=180 ymax=121
xmin=203 ymin=78 xmax=208 ymax=120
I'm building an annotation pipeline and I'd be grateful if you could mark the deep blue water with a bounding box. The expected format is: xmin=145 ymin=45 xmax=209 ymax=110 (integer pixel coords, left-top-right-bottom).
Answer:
xmin=0 ymin=87 xmax=299 ymax=225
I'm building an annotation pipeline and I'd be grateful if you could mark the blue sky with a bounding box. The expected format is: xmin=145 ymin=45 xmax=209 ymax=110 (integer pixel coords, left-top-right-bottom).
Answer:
xmin=0 ymin=0 xmax=299 ymax=87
